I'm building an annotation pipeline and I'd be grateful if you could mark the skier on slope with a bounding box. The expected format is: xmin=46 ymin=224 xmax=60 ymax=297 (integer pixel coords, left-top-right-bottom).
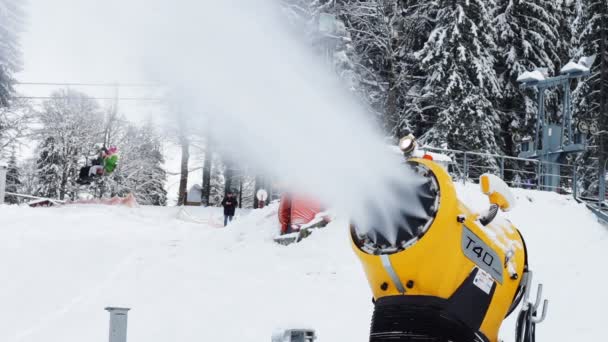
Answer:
xmin=77 ymin=146 xmax=119 ymax=184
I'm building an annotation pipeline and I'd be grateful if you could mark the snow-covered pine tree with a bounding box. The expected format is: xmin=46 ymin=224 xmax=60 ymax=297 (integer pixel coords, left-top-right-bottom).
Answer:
xmin=0 ymin=99 xmax=31 ymax=150
xmin=35 ymin=136 xmax=64 ymax=199
xmin=557 ymin=0 xmax=577 ymax=67
xmin=494 ymin=0 xmax=563 ymax=156
xmin=209 ymin=154 xmax=226 ymax=206
xmin=414 ymin=0 xmax=502 ymax=173
xmin=338 ymin=0 xmax=412 ymax=137
xmin=5 ymin=146 xmax=21 ymax=204
xmin=572 ymin=0 xmax=608 ymax=194
xmin=18 ymin=157 xmax=37 ymax=198
xmin=34 ymin=89 xmax=104 ymax=200
xmin=399 ymin=0 xmax=441 ymax=137
xmin=106 ymin=122 xmax=167 ymax=206
xmin=0 ymin=0 xmax=24 ymax=107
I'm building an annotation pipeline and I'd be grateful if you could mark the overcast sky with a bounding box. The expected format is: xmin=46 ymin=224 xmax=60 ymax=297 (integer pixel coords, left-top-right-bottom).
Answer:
xmin=15 ymin=0 xmax=166 ymax=119
xmin=18 ymin=0 xmax=142 ymax=83
xmin=15 ymin=0 xmax=183 ymax=202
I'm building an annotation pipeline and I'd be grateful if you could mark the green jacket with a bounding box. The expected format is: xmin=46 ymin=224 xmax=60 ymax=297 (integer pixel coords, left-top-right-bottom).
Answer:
xmin=104 ymin=155 xmax=118 ymax=173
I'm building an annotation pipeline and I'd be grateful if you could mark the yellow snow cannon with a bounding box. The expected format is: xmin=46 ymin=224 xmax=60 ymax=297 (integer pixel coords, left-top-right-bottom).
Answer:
xmin=351 ymin=159 xmax=547 ymax=342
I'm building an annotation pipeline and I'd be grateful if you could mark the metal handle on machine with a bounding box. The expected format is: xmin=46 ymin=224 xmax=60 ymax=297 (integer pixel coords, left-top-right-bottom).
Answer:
xmin=531 ymin=299 xmax=549 ymax=324
xmin=515 ymin=271 xmax=549 ymax=342
xmin=531 ymin=284 xmax=549 ymax=324
xmin=532 ymin=284 xmax=542 ymax=310
xmin=521 ymin=271 xmax=533 ymax=306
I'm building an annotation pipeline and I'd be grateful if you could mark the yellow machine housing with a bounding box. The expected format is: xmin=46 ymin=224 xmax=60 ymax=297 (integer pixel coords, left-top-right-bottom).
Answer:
xmin=351 ymin=159 xmax=528 ymax=342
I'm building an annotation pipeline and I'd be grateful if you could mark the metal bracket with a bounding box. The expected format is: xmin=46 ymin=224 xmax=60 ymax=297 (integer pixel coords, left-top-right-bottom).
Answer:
xmin=516 ymin=271 xmax=549 ymax=342
xmin=380 ymin=254 xmax=406 ymax=294
xmin=530 ymin=284 xmax=549 ymax=324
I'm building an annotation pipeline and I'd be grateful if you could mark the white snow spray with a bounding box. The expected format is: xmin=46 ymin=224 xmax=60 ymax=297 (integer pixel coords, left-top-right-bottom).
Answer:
xmin=120 ymin=0 xmax=428 ymax=245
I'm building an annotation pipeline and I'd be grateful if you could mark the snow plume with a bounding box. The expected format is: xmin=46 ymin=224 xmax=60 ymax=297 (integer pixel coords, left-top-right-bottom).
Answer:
xmin=122 ymin=0 xmax=425 ymax=245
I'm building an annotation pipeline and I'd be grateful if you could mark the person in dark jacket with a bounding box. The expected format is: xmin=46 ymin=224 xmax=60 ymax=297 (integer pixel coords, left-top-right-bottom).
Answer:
xmin=221 ymin=192 xmax=238 ymax=226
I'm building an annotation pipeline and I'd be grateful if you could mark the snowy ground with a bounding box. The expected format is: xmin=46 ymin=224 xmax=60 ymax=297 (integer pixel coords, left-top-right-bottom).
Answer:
xmin=0 ymin=184 xmax=606 ymax=342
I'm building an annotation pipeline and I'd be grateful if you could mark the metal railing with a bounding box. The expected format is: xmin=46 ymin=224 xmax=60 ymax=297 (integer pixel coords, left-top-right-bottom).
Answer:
xmin=422 ymin=147 xmax=578 ymax=197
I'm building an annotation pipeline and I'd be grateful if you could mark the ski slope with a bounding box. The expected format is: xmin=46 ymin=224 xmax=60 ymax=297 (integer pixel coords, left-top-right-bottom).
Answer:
xmin=0 ymin=185 xmax=606 ymax=342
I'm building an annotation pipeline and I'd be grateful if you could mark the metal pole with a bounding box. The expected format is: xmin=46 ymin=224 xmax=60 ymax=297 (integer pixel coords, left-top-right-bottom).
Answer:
xmin=561 ymin=82 xmax=568 ymax=148
xmin=534 ymin=90 xmax=545 ymax=152
xmin=537 ymin=162 xmax=542 ymax=190
xmin=0 ymin=164 xmax=7 ymax=205
xmin=500 ymin=157 xmax=505 ymax=179
xmin=600 ymin=160 xmax=606 ymax=205
xmin=106 ymin=307 xmax=130 ymax=342
xmin=572 ymin=164 xmax=578 ymax=199
xmin=463 ymin=152 xmax=468 ymax=184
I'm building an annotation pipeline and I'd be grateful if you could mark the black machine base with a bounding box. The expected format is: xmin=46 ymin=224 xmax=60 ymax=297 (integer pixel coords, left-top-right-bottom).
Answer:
xmin=370 ymin=296 xmax=489 ymax=342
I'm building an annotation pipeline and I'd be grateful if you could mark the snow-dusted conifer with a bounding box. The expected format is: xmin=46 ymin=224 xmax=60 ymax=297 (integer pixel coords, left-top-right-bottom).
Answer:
xmin=35 ymin=137 xmax=64 ymax=199
xmin=106 ymin=122 xmax=167 ymax=206
xmin=414 ymin=0 xmax=502 ymax=167
xmin=5 ymin=146 xmax=21 ymax=203
xmin=338 ymin=0 xmax=414 ymax=136
xmin=0 ymin=0 xmax=24 ymax=107
xmin=494 ymin=0 xmax=563 ymax=155
xmin=572 ymin=0 xmax=608 ymax=192
xmin=34 ymin=90 xmax=104 ymax=200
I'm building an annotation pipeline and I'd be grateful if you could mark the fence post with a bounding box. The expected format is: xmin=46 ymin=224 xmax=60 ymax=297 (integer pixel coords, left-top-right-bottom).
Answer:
xmin=500 ymin=157 xmax=505 ymax=179
xmin=463 ymin=152 xmax=468 ymax=184
xmin=600 ymin=162 xmax=606 ymax=205
xmin=572 ymin=164 xmax=578 ymax=199
xmin=537 ymin=162 xmax=542 ymax=190
xmin=0 ymin=163 xmax=7 ymax=205
xmin=106 ymin=307 xmax=130 ymax=342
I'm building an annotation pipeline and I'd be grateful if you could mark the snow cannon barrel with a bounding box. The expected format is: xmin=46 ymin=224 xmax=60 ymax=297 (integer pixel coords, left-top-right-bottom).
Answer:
xmin=350 ymin=158 xmax=528 ymax=342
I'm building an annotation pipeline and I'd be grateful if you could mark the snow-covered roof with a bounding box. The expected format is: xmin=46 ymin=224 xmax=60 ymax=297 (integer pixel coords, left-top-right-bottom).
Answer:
xmin=187 ymin=184 xmax=202 ymax=202
xmin=560 ymin=61 xmax=590 ymax=75
xmin=578 ymin=55 xmax=596 ymax=69
xmin=517 ymin=70 xmax=546 ymax=83
xmin=28 ymin=198 xmax=61 ymax=206
xmin=189 ymin=184 xmax=202 ymax=191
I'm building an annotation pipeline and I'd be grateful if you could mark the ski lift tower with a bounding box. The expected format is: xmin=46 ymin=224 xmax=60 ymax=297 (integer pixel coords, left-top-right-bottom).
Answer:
xmin=517 ymin=55 xmax=596 ymax=192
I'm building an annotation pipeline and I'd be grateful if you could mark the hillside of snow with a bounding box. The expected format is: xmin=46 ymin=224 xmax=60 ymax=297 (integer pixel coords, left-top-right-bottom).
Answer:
xmin=0 ymin=184 xmax=606 ymax=342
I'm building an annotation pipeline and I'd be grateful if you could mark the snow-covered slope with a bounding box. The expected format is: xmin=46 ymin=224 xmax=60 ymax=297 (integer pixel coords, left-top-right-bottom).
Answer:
xmin=0 ymin=185 xmax=606 ymax=342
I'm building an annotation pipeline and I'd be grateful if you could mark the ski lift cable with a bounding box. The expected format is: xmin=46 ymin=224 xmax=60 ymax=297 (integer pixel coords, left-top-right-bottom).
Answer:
xmin=15 ymin=82 xmax=164 ymax=88
xmin=12 ymin=96 xmax=165 ymax=102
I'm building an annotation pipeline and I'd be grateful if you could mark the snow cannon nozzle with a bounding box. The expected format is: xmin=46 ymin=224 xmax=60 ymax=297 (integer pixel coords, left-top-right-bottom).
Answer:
xmin=351 ymin=162 xmax=440 ymax=255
